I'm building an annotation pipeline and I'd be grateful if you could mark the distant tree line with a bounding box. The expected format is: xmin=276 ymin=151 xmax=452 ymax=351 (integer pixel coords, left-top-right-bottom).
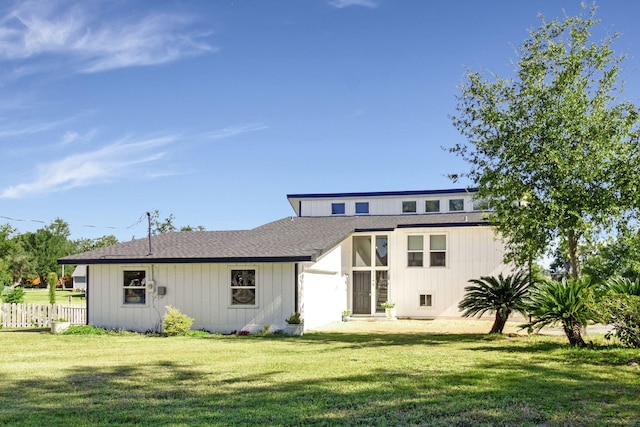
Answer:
xmin=0 ymin=210 xmax=204 ymax=289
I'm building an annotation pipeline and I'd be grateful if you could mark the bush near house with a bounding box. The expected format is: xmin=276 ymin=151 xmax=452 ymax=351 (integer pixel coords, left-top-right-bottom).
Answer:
xmin=162 ymin=306 xmax=194 ymax=336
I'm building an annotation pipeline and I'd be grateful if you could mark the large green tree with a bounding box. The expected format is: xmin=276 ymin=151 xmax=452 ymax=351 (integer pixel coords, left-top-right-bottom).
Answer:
xmin=73 ymin=235 xmax=119 ymax=253
xmin=449 ymin=5 xmax=640 ymax=277
xmin=0 ymin=224 xmax=19 ymax=286
xmin=582 ymin=227 xmax=640 ymax=283
xmin=149 ymin=209 xmax=205 ymax=234
xmin=19 ymin=219 xmax=73 ymax=284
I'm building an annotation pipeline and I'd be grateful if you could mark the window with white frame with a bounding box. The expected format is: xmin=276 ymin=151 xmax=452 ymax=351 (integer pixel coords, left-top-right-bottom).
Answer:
xmin=331 ymin=203 xmax=345 ymax=215
xmin=402 ymin=201 xmax=417 ymax=213
xmin=473 ymin=198 xmax=490 ymax=211
xmin=353 ymin=236 xmax=372 ymax=267
xmin=419 ymin=294 xmax=433 ymax=307
xmin=355 ymin=202 xmax=369 ymax=214
xmin=231 ymin=269 xmax=256 ymax=305
xmin=425 ymin=200 xmax=440 ymax=213
xmin=123 ymin=270 xmax=146 ymax=305
xmin=449 ymin=198 xmax=464 ymax=211
xmin=407 ymin=235 xmax=424 ymax=267
xmin=429 ymin=235 xmax=447 ymax=267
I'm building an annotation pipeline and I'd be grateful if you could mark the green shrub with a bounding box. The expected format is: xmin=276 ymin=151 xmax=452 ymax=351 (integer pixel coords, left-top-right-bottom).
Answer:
xmin=162 ymin=306 xmax=194 ymax=336
xmin=285 ymin=312 xmax=302 ymax=324
xmin=2 ymin=287 xmax=24 ymax=303
xmin=605 ymin=276 xmax=640 ymax=296
xmin=524 ymin=277 xmax=598 ymax=347
xmin=597 ymin=294 xmax=640 ymax=348
xmin=459 ymin=271 xmax=531 ymax=334
xmin=47 ymin=272 xmax=58 ymax=304
xmin=63 ymin=325 xmax=108 ymax=335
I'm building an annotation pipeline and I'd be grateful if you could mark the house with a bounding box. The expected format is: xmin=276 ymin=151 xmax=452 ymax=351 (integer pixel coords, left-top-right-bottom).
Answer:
xmin=58 ymin=188 xmax=510 ymax=333
xmin=71 ymin=265 xmax=87 ymax=291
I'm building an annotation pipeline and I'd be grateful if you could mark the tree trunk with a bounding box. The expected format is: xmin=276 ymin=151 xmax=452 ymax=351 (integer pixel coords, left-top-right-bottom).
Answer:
xmin=490 ymin=311 xmax=509 ymax=334
xmin=567 ymin=229 xmax=581 ymax=278
xmin=563 ymin=322 xmax=586 ymax=347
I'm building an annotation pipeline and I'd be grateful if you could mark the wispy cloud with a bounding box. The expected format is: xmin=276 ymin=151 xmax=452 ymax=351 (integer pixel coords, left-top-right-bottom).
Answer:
xmin=199 ymin=123 xmax=268 ymax=140
xmin=0 ymin=0 xmax=215 ymax=74
xmin=0 ymin=116 xmax=76 ymax=139
xmin=59 ymin=128 xmax=97 ymax=146
xmin=0 ymin=135 xmax=177 ymax=198
xmin=329 ymin=0 xmax=378 ymax=9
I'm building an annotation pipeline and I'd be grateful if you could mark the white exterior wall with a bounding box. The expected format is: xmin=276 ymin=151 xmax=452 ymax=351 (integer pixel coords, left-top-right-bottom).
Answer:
xmin=87 ymin=262 xmax=296 ymax=333
xmin=389 ymin=226 xmax=508 ymax=318
xmin=344 ymin=226 xmax=510 ymax=319
xmin=300 ymin=193 xmax=477 ymax=217
xmin=299 ymin=243 xmax=349 ymax=329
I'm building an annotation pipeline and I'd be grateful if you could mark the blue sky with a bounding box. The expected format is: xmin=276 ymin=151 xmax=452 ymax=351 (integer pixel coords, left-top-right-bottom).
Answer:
xmin=1 ymin=0 xmax=639 ymax=241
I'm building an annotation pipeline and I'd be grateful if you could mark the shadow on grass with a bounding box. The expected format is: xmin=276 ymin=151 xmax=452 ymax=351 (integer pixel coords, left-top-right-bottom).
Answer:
xmin=1 ymin=333 xmax=639 ymax=426
xmin=0 ymin=327 xmax=50 ymax=333
xmin=296 ymin=331 xmax=491 ymax=348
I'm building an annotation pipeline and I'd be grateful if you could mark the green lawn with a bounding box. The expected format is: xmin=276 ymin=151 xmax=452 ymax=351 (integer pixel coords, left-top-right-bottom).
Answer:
xmin=0 ymin=328 xmax=638 ymax=426
xmin=21 ymin=289 xmax=86 ymax=305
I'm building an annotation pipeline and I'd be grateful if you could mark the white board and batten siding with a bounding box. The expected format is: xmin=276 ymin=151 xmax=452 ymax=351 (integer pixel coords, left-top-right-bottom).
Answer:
xmin=88 ymin=262 xmax=296 ymax=333
xmin=299 ymin=193 xmax=477 ymax=217
xmin=340 ymin=225 xmax=509 ymax=320
xmin=388 ymin=225 xmax=510 ymax=318
xmin=298 ymin=244 xmax=349 ymax=329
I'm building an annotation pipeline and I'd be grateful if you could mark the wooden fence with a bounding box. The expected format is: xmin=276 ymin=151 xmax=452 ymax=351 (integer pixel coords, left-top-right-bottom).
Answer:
xmin=0 ymin=303 xmax=86 ymax=328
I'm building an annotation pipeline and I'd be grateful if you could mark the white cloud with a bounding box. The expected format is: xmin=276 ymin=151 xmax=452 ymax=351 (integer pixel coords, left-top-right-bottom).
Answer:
xmin=200 ymin=123 xmax=268 ymax=140
xmin=0 ymin=116 xmax=75 ymax=138
xmin=0 ymin=1 xmax=215 ymax=74
xmin=0 ymin=135 xmax=177 ymax=198
xmin=59 ymin=128 xmax=97 ymax=146
xmin=329 ymin=0 xmax=378 ymax=9
xmin=60 ymin=131 xmax=79 ymax=145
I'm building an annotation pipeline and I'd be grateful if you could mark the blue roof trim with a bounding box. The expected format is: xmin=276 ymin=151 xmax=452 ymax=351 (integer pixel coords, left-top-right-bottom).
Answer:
xmin=287 ymin=188 xmax=477 ymax=200
xmin=59 ymin=256 xmax=314 ymax=265
xmin=397 ymin=221 xmax=489 ymax=229
xmin=354 ymin=228 xmax=396 ymax=233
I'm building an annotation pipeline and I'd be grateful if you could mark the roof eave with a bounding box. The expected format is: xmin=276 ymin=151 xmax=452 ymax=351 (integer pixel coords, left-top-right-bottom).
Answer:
xmin=58 ymin=255 xmax=314 ymax=265
xmin=396 ymin=221 xmax=491 ymax=229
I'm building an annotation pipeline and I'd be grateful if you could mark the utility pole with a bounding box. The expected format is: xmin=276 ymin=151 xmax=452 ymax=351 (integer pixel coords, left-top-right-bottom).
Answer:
xmin=146 ymin=212 xmax=153 ymax=256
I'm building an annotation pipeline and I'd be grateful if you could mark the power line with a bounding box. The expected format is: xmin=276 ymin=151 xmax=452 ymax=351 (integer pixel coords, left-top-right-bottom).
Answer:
xmin=0 ymin=212 xmax=147 ymax=231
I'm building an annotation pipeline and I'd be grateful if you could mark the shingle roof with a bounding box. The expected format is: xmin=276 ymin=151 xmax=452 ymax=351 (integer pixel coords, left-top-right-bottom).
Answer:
xmin=58 ymin=212 xmax=490 ymax=265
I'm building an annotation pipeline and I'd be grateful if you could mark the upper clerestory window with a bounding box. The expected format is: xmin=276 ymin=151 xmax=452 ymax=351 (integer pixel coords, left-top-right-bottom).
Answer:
xmin=332 ymin=203 xmax=346 ymax=215
xmin=425 ymin=200 xmax=440 ymax=213
xmin=355 ymin=202 xmax=369 ymax=215
xmin=402 ymin=201 xmax=417 ymax=213
xmin=449 ymin=199 xmax=464 ymax=212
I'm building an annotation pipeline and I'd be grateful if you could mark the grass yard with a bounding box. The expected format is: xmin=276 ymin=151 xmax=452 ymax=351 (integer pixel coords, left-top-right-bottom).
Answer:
xmin=21 ymin=289 xmax=86 ymax=305
xmin=0 ymin=324 xmax=638 ymax=426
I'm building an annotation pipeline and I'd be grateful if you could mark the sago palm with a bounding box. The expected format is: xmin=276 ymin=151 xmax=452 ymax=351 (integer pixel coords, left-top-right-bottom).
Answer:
xmin=524 ymin=277 xmax=597 ymax=347
xmin=458 ymin=271 xmax=531 ymax=334
xmin=605 ymin=276 xmax=640 ymax=296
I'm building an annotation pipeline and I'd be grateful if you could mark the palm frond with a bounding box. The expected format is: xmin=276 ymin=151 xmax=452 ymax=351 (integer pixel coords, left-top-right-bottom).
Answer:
xmin=458 ymin=271 xmax=531 ymax=318
xmin=524 ymin=277 xmax=597 ymax=331
xmin=605 ymin=276 xmax=640 ymax=296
